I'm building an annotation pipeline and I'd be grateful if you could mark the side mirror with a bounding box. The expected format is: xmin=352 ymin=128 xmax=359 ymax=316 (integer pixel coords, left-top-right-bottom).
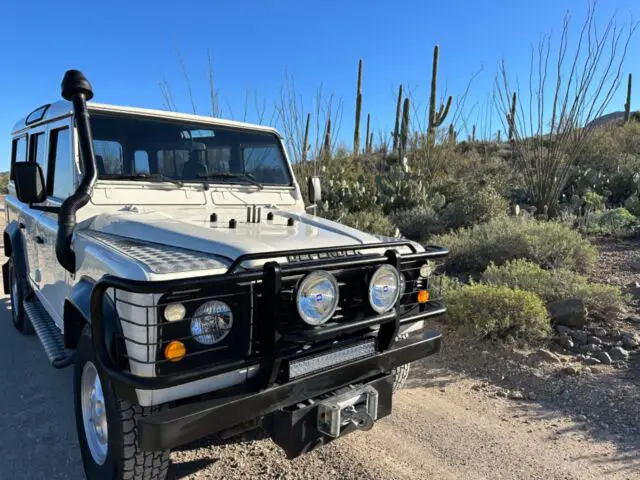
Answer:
xmin=308 ymin=176 xmax=322 ymax=203
xmin=13 ymin=162 xmax=46 ymax=204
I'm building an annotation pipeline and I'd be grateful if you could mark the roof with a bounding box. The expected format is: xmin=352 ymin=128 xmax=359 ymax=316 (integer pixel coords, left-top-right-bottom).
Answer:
xmin=11 ymin=100 xmax=281 ymax=136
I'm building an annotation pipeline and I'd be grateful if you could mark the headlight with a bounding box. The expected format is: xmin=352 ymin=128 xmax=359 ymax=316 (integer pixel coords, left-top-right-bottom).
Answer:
xmin=369 ymin=265 xmax=401 ymax=313
xmin=190 ymin=300 xmax=233 ymax=345
xmin=164 ymin=303 xmax=186 ymax=322
xmin=296 ymin=271 xmax=339 ymax=325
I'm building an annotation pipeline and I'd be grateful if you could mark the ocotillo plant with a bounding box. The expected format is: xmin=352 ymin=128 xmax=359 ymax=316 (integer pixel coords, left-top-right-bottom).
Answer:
xmin=428 ymin=45 xmax=453 ymax=141
xmin=393 ymin=85 xmax=403 ymax=150
xmin=354 ymin=59 xmax=363 ymax=155
xmin=301 ymin=112 xmax=311 ymax=162
xmin=365 ymin=113 xmax=371 ymax=153
xmin=507 ymin=92 xmax=517 ymax=140
xmin=624 ymin=73 xmax=632 ymax=123
xmin=400 ymin=97 xmax=410 ymax=157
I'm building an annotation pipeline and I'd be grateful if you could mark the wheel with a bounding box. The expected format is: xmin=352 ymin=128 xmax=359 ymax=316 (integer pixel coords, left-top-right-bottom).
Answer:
xmin=8 ymin=259 xmax=33 ymax=335
xmin=391 ymin=333 xmax=411 ymax=392
xmin=74 ymin=327 xmax=170 ymax=480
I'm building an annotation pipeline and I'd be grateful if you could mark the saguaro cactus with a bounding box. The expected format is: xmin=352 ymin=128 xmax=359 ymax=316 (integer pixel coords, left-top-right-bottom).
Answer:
xmin=624 ymin=73 xmax=632 ymax=123
xmin=301 ymin=112 xmax=311 ymax=162
xmin=496 ymin=130 xmax=502 ymax=142
xmin=368 ymin=132 xmax=374 ymax=152
xmin=471 ymin=124 xmax=476 ymax=142
xmin=448 ymin=124 xmax=457 ymax=145
xmin=507 ymin=92 xmax=517 ymax=140
xmin=365 ymin=113 xmax=371 ymax=153
xmin=393 ymin=85 xmax=403 ymax=150
xmin=428 ymin=45 xmax=453 ymax=141
xmin=323 ymin=118 xmax=332 ymax=156
xmin=354 ymin=59 xmax=363 ymax=155
xmin=400 ymin=97 xmax=410 ymax=156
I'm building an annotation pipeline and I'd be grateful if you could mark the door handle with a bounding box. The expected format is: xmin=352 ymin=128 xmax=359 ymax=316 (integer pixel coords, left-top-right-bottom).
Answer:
xmin=35 ymin=236 xmax=45 ymax=244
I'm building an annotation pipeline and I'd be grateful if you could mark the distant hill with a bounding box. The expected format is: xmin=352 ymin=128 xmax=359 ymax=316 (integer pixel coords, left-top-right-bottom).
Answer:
xmin=585 ymin=111 xmax=626 ymax=129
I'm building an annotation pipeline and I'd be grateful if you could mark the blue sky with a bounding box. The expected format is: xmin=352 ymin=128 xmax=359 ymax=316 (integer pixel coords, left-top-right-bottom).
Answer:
xmin=1 ymin=0 xmax=639 ymax=170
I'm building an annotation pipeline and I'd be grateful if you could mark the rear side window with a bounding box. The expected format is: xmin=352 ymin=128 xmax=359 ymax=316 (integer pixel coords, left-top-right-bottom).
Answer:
xmin=29 ymin=132 xmax=47 ymax=172
xmin=10 ymin=136 xmax=27 ymax=180
xmin=48 ymin=128 xmax=74 ymax=199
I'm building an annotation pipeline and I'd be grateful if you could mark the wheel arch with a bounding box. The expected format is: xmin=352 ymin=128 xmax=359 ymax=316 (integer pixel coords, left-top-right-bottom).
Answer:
xmin=63 ymin=276 xmax=119 ymax=353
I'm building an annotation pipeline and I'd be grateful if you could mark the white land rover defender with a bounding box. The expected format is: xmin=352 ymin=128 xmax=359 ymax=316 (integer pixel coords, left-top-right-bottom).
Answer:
xmin=4 ymin=70 xmax=447 ymax=479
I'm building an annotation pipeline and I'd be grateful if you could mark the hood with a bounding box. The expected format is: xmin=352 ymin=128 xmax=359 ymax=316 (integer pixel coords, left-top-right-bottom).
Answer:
xmin=86 ymin=207 xmax=390 ymax=268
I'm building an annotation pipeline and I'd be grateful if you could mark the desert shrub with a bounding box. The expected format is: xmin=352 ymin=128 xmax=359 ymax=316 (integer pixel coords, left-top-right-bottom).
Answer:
xmin=390 ymin=205 xmax=443 ymax=241
xmin=583 ymin=191 xmax=605 ymax=212
xmin=445 ymin=283 xmax=550 ymax=343
xmin=440 ymin=186 xmax=509 ymax=230
xmin=433 ymin=216 xmax=597 ymax=274
xmin=624 ymin=194 xmax=640 ymax=216
xmin=597 ymin=208 xmax=637 ymax=234
xmin=483 ymin=259 xmax=626 ymax=320
xmin=337 ymin=210 xmax=398 ymax=237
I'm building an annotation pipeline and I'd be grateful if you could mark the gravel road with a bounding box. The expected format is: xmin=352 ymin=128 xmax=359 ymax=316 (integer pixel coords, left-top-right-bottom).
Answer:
xmin=1 ymin=291 xmax=637 ymax=480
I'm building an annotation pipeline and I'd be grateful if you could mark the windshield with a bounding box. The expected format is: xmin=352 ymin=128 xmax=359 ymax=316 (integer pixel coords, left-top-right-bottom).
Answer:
xmin=89 ymin=113 xmax=292 ymax=186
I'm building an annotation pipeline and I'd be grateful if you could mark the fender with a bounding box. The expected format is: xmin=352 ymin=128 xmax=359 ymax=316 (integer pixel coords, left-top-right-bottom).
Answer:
xmin=63 ymin=276 xmax=120 ymax=357
xmin=4 ymin=221 xmax=30 ymax=295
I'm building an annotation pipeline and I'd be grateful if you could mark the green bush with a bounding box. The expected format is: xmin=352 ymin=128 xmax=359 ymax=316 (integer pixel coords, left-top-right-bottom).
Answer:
xmin=390 ymin=205 xmax=443 ymax=241
xmin=483 ymin=259 xmax=626 ymax=320
xmin=434 ymin=216 xmax=597 ymax=274
xmin=445 ymin=283 xmax=550 ymax=343
xmin=597 ymin=208 xmax=637 ymax=234
xmin=337 ymin=210 xmax=398 ymax=237
xmin=624 ymin=194 xmax=640 ymax=216
xmin=440 ymin=186 xmax=509 ymax=229
xmin=583 ymin=191 xmax=605 ymax=212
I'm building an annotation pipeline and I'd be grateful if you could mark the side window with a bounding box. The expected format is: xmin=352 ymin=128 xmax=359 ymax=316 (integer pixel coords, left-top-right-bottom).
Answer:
xmin=10 ymin=136 xmax=27 ymax=180
xmin=48 ymin=128 xmax=74 ymax=199
xmin=93 ymin=140 xmax=123 ymax=175
xmin=134 ymin=151 xmax=150 ymax=174
xmin=29 ymin=132 xmax=47 ymax=172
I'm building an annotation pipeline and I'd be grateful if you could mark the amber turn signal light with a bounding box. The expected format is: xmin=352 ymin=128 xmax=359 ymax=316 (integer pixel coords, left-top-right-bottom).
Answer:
xmin=164 ymin=341 xmax=186 ymax=362
xmin=417 ymin=290 xmax=430 ymax=304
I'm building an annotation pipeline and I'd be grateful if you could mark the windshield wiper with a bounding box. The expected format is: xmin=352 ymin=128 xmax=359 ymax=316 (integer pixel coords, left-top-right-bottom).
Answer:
xmin=197 ymin=172 xmax=263 ymax=189
xmin=100 ymin=173 xmax=183 ymax=187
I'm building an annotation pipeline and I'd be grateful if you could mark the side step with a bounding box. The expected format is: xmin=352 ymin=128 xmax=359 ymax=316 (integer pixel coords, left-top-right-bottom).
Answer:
xmin=23 ymin=297 xmax=74 ymax=369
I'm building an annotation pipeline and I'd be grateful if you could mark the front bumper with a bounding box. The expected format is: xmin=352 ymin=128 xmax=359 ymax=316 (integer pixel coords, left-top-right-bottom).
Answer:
xmin=137 ymin=330 xmax=441 ymax=451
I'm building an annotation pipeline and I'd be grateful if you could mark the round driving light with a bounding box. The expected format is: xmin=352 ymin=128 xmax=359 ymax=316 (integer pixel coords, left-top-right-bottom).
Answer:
xmin=399 ymin=273 xmax=407 ymax=298
xmin=190 ymin=301 xmax=233 ymax=345
xmin=419 ymin=263 xmax=433 ymax=278
xmin=164 ymin=303 xmax=186 ymax=322
xmin=369 ymin=265 xmax=401 ymax=313
xmin=296 ymin=271 xmax=339 ymax=326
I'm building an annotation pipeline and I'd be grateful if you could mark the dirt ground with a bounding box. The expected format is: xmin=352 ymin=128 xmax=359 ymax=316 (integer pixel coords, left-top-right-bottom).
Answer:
xmin=1 ymin=203 xmax=639 ymax=479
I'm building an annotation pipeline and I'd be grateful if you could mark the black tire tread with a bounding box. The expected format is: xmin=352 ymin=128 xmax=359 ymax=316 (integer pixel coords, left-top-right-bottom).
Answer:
xmin=392 ymin=332 xmax=411 ymax=392
xmin=120 ymin=401 xmax=170 ymax=480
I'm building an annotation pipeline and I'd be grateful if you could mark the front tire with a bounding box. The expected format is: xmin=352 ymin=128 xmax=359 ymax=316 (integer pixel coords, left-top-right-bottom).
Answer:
xmin=8 ymin=259 xmax=33 ymax=335
xmin=391 ymin=333 xmax=411 ymax=392
xmin=74 ymin=327 xmax=170 ymax=480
